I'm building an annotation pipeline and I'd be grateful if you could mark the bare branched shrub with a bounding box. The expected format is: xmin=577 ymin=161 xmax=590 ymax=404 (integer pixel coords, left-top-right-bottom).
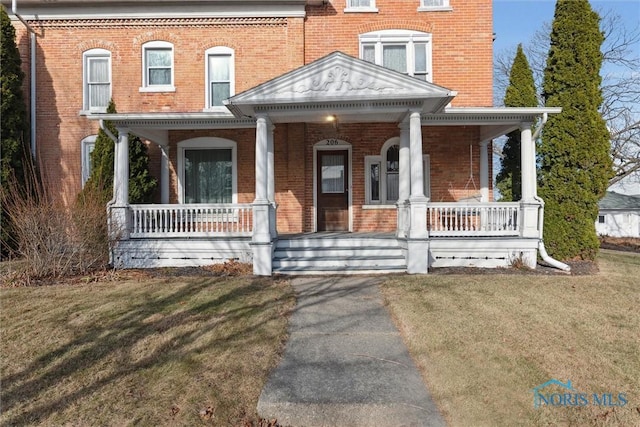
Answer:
xmin=0 ymin=169 xmax=110 ymax=280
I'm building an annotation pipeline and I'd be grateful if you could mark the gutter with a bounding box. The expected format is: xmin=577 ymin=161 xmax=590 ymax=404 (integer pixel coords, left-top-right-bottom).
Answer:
xmin=531 ymin=112 xmax=571 ymax=272
xmin=11 ymin=0 xmax=37 ymax=160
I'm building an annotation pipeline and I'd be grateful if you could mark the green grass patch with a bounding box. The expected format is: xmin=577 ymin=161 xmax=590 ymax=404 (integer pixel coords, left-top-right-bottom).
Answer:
xmin=381 ymin=251 xmax=640 ymax=426
xmin=1 ymin=275 xmax=295 ymax=426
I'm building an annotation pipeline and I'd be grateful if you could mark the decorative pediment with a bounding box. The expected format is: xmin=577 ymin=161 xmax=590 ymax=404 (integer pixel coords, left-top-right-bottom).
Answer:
xmin=225 ymin=51 xmax=456 ymax=119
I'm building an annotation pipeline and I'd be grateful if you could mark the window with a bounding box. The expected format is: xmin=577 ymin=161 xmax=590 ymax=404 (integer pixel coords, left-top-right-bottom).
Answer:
xmin=418 ymin=0 xmax=451 ymax=11
xmin=598 ymin=215 xmax=606 ymax=224
xmin=365 ymin=138 xmax=430 ymax=205
xmin=141 ymin=41 xmax=174 ymax=91
xmin=81 ymin=135 xmax=96 ymax=186
xmin=177 ymin=137 xmax=237 ymax=204
xmin=359 ymin=30 xmax=432 ymax=81
xmin=345 ymin=0 xmax=377 ymax=12
xmin=83 ymin=49 xmax=111 ymax=112
xmin=205 ymin=47 xmax=234 ymax=109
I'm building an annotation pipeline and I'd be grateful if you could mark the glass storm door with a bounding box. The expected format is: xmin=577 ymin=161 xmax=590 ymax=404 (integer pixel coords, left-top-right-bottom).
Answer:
xmin=317 ymin=150 xmax=349 ymax=231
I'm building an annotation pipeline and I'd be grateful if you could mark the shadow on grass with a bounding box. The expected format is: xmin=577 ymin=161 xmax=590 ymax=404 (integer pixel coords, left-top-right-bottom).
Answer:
xmin=1 ymin=276 xmax=291 ymax=425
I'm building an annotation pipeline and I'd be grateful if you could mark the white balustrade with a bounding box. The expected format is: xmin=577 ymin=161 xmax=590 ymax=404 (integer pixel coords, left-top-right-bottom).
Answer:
xmin=427 ymin=202 xmax=521 ymax=236
xmin=129 ymin=204 xmax=253 ymax=238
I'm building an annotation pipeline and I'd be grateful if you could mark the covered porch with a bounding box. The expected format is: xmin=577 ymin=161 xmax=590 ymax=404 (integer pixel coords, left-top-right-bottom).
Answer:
xmin=89 ymin=52 xmax=561 ymax=274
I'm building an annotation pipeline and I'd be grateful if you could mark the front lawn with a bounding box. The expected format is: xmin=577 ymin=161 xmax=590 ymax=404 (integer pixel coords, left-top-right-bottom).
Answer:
xmin=381 ymin=251 xmax=640 ymax=426
xmin=1 ymin=274 xmax=295 ymax=426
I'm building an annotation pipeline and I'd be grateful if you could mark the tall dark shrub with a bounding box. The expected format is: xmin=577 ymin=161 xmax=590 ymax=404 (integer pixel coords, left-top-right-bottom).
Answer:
xmin=1 ymin=7 xmax=30 ymax=258
xmin=496 ymin=44 xmax=538 ymax=201
xmin=82 ymin=99 xmax=157 ymax=204
xmin=540 ymin=0 xmax=613 ymax=260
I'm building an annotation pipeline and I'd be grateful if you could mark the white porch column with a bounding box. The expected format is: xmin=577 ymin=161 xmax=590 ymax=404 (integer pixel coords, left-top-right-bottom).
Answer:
xmin=396 ymin=122 xmax=410 ymax=238
xmin=160 ymin=145 xmax=170 ymax=204
xmin=267 ymin=123 xmax=277 ymax=239
xmin=252 ymin=114 xmax=273 ymax=275
xmin=111 ymin=128 xmax=130 ymax=240
xmin=406 ymin=110 xmax=429 ymax=274
xmin=479 ymin=140 xmax=490 ymax=202
xmin=520 ymin=122 xmax=541 ymax=239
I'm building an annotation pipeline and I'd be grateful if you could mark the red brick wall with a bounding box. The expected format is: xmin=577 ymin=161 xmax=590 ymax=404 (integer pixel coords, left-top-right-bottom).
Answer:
xmin=304 ymin=0 xmax=494 ymax=107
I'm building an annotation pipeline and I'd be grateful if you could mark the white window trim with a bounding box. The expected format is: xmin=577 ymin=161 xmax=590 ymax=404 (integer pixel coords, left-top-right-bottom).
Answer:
xmin=204 ymin=46 xmax=235 ymax=111
xmin=81 ymin=135 xmax=97 ymax=187
xmin=344 ymin=0 xmax=378 ymax=13
xmin=418 ymin=0 xmax=452 ymax=12
xmin=176 ymin=137 xmax=238 ymax=204
xmin=140 ymin=40 xmax=176 ymax=93
xmin=81 ymin=49 xmax=111 ymax=114
xmin=359 ymin=30 xmax=433 ymax=82
xmin=364 ymin=140 xmax=430 ymax=206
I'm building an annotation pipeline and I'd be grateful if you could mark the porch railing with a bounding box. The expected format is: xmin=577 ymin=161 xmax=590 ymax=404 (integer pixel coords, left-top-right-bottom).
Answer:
xmin=428 ymin=202 xmax=520 ymax=236
xmin=129 ymin=204 xmax=253 ymax=238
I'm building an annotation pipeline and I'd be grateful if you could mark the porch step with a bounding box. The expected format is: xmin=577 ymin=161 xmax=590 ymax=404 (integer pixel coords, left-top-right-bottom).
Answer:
xmin=273 ymin=235 xmax=406 ymax=275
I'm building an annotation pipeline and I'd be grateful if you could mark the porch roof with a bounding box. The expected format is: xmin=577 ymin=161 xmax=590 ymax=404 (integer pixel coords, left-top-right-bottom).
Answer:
xmin=224 ymin=51 xmax=458 ymax=123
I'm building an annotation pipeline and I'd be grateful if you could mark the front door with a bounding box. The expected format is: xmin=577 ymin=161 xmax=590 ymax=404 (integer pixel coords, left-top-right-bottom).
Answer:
xmin=317 ymin=150 xmax=349 ymax=231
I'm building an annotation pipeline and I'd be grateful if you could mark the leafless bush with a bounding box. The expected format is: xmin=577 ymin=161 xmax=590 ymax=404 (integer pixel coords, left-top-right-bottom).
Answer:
xmin=0 ymin=170 xmax=110 ymax=280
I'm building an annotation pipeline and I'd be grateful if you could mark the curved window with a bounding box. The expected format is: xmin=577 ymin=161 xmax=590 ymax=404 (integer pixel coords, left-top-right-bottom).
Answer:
xmin=81 ymin=135 xmax=97 ymax=186
xmin=359 ymin=30 xmax=432 ymax=81
xmin=141 ymin=41 xmax=175 ymax=91
xmin=177 ymin=137 xmax=237 ymax=204
xmin=365 ymin=137 xmax=430 ymax=205
xmin=205 ymin=47 xmax=234 ymax=109
xmin=83 ymin=49 xmax=111 ymax=112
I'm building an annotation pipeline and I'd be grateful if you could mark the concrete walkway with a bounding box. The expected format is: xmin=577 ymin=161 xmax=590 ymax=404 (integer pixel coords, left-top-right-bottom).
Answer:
xmin=257 ymin=276 xmax=446 ymax=427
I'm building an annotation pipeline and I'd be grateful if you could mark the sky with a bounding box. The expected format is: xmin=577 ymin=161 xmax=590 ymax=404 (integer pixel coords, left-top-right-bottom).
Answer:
xmin=493 ymin=0 xmax=640 ymax=55
xmin=492 ymin=0 xmax=640 ymax=194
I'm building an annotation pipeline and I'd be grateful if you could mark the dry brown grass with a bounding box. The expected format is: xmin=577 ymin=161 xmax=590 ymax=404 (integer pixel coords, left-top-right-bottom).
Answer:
xmin=1 ymin=275 xmax=295 ymax=426
xmin=381 ymin=251 xmax=640 ymax=427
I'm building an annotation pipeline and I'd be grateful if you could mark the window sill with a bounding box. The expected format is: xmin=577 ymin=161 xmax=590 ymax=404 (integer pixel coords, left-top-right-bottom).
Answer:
xmin=344 ymin=7 xmax=378 ymax=13
xmin=139 ymin=86 xmax=176 ymax=93
xmin=78 ymin=109 xmax=107 ymax=116
xmin=417 ymin=6 xmax=453 ymax=12
xmin=362 ymin=204 xmax=397 ymax=210
xmin=202 ymin=106 xmax=233 ymax=113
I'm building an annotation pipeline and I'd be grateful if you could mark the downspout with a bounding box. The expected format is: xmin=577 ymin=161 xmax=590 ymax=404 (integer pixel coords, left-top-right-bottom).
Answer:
xmin=11 ymin=0 xmax=37 ymax=159
xmin=531 ymin=112 xmax=571 ymax=272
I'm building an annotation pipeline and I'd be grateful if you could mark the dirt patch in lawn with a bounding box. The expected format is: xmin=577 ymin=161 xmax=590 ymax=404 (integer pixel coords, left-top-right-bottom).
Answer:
xmin=599 ymin=236 xmax=640 ymax=253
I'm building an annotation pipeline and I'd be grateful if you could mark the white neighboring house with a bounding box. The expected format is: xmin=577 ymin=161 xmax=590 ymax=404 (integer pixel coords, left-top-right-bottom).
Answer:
xmin=596 ymin=191 xmax=640 ymax=238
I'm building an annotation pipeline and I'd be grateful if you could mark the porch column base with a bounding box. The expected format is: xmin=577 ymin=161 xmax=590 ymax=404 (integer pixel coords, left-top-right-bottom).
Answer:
xmin=251 ymin=241 xmax=274 ymax=276
xmin=406 ymin=238 xmax=430 ymax=274
xmin=108 ymin=205 xmax=130 ymax=241
xmin=396 ymin=201 xmax=409 ymax=238
xmin=520 ymin=201 xmax=542 ymax=238
xmin=408 ymin=197 xmax=429 ymax=239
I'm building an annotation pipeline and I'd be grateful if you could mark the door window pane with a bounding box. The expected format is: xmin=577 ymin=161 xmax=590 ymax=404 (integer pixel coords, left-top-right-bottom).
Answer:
xmin=321 ymin=155 xmax=345 ymax=193
xmin=386 ymin=145 xmax=399 ymax=202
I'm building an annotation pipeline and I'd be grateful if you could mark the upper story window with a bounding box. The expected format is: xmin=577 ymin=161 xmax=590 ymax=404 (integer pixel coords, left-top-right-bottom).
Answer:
xmin=205 ymin=47 xmax=234 ymax=109
xmin=359 ymin=30 xmax=432 ymax=82
xmin=141 ymin=41 xmax=175 ymax=92
xmin=418 ymin=0 xmax=452 ymax=11
xmin=83 ymin=49 xmax=111 ymax=112
xmin=345 ymin=0 xmax=377 ymax=13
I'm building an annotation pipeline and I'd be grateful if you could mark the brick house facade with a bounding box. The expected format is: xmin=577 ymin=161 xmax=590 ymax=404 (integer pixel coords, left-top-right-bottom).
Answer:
xmin=4 ymin=0 xmax=567 ymax=274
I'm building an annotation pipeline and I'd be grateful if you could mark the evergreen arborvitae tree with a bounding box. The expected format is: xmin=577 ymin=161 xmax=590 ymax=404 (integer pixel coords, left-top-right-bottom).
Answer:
xmin=1 ymin=6 xmax=30 ymax=257
xmin=82 ymin=99 xmax=157 ymax=204
xmin=496 ymin=44 xmax=537 ymax=201
xmin=540 ymin=0 xmax=613 ymax=260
